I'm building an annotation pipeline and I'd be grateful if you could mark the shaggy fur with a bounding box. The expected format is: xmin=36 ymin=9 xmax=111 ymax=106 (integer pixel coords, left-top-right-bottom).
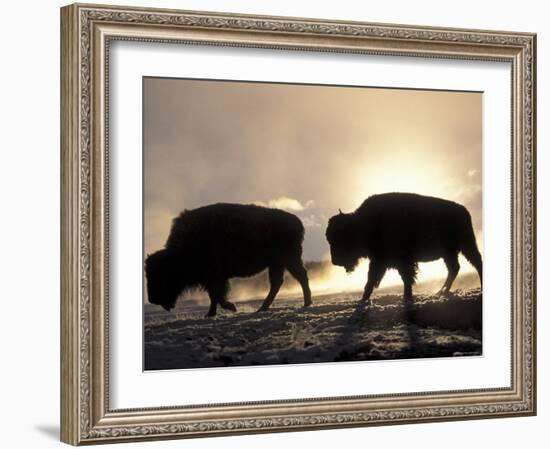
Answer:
xmin=145 ymin=203 xmax=312 ymax=317
xmin=326 ymin=193 xmax=483 ymax=302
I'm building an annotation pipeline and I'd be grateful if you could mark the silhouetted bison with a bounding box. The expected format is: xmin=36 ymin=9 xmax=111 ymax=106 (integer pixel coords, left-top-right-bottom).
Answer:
xmin=326 ymin=193 xmax=482 ymax=302
xmin=145 ymin=203 xmax=312 ymax=317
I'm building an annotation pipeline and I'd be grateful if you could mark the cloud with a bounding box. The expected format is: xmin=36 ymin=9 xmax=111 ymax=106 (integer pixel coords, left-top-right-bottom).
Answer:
xmin=301 ymin=214 xmax=322 ymax=228
xmin=254 ymin=197 xmax=315 ymax=212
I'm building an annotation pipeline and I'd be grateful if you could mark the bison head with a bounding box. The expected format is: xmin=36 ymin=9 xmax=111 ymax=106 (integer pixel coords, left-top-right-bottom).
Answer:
xmin=145 ymin=249 xmax=183 ymax=311
xmin=326 ymin=211 xmax=361 ymax=273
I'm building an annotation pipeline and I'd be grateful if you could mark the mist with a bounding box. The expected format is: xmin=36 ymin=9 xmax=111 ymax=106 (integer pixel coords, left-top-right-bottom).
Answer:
xmin=144 ymin=77 xmax=482 ymax=303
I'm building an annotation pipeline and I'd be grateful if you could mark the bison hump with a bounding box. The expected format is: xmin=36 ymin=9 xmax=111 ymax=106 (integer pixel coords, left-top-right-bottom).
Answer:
xmin=165 ymin=203 xmax=304 ymax=250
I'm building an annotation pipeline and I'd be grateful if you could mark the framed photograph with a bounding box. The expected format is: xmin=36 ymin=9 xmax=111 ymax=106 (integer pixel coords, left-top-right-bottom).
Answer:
xmin=60 ymin=3 xmax=537 ymax=445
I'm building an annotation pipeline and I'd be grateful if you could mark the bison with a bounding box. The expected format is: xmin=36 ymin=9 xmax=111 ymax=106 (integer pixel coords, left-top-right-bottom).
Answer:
xmin=145 ymin=203 xmax=312 ymax=317
xmin=326 ymin=193 xmax=482 ymax=303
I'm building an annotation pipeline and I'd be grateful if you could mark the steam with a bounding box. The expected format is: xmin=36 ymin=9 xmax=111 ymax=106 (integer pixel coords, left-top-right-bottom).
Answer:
xmin=177 ymin=257 xmax=481 ymax=305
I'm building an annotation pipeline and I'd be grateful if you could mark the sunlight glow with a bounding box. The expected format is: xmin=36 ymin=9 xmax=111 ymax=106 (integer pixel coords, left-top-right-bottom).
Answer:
xmin=350 ymin=145 xmax=455 ymax=211
xmin=315 ymin=143 xmax=480 ymax=295
xmin=308 ymin=255 xmax=476 ymax=295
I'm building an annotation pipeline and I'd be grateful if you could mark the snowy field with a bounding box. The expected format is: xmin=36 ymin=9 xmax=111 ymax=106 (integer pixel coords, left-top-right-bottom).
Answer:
xmin=144 ymin=287 xmax=482 ymax=370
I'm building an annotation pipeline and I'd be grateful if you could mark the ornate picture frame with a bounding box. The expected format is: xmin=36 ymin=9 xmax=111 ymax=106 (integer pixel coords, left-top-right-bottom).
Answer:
xmin=60 ymin=3 xmax=536 ymax=445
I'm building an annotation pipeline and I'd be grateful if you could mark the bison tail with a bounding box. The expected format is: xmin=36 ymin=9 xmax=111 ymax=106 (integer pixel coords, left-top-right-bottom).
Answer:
xmin=460 ymin=211 xmax=483 ymax=286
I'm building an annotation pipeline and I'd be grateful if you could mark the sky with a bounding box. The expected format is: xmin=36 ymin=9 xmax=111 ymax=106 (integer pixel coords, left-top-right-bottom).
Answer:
xmin=143 ymin=77 xmax=482 ymax=290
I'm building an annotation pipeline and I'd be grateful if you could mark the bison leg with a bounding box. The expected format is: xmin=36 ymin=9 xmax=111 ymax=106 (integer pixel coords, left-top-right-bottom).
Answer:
xmin=287 ymin=260 xmax=312 ymax=307
xmin=438 ymin=253 xmax=460 ymax=295
xmin=397 ymin=263 xmax=417 ymax=300
xmin=361 ymin=260 xmax=387 ymax=303
xmin=257 ymin=266 xmax=284 ymax=312
xmin=205 ymin=300 xmax=218 ymax=318
xmin=205 ymin=281 xmax=229 ymax=318
xmin=220 ymin=300 xmax=237 ymax=312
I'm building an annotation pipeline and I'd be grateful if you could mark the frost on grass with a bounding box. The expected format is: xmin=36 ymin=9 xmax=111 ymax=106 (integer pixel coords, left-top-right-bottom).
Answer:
xmin=144 ymin=289 xmax=482 ymax=370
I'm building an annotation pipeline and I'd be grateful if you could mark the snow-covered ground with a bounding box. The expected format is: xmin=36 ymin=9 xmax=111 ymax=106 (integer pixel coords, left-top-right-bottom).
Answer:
xmin=144 ymin=288 xmax=482 ymax=370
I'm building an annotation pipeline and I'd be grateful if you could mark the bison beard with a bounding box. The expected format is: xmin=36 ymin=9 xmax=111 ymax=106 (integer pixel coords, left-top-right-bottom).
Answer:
xmin=145 ymin=203 xmax=312 ymax=317
xmin=326 ymin=193 xmax=483 ymax=303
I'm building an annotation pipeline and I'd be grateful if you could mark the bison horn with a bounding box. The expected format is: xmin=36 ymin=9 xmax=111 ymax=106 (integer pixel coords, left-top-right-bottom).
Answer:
xmin=339 ymin=209 xmax=343 ymax=215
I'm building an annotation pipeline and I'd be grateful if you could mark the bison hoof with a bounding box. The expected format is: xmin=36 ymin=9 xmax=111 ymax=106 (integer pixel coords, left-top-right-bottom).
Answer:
xmin=205 ymin=312 xmax=217 ymax=318
xmin=256 ymin=306 xmax=270 ymax=313
xmin=303 ymin=299 xmax=312 ymax=308
xmin=221 ymin=301 xmax=237 ymax=312
xmin=360 ymin=296 xmax=371 ymax=305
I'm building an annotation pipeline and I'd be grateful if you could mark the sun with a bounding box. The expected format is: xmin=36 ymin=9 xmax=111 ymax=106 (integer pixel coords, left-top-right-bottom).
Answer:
xmin=349 ymin=146 xmax=456 ymax=212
